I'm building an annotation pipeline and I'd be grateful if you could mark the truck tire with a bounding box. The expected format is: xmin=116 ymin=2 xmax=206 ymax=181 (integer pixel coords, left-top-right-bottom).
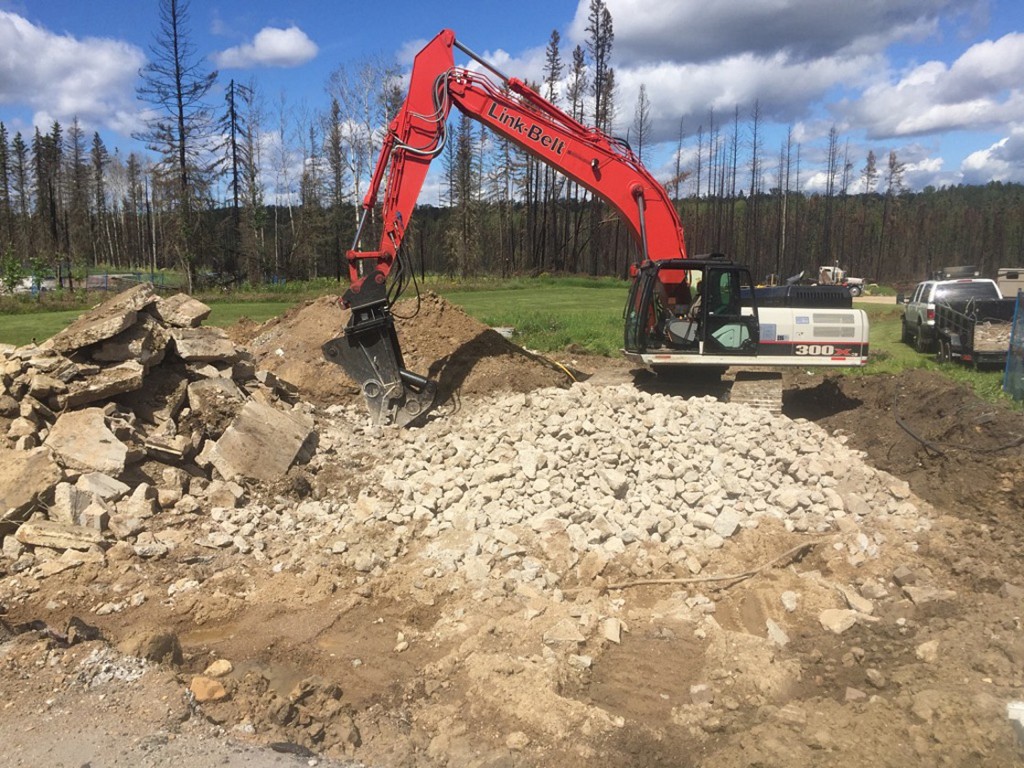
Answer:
xmin=901 ymin=318 xmax=913 ymax=345
xmin=848 ymin=285 xmax=862 ymax=297
xmin=937 ymin=338 xmax=951 ymax=363
xmin=914 ymin=324 xmax=932 ymax=353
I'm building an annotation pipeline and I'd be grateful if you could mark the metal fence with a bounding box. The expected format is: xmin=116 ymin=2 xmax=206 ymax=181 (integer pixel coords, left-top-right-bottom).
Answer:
xmin=1004 ymin=289 xmax=1024 ymax=401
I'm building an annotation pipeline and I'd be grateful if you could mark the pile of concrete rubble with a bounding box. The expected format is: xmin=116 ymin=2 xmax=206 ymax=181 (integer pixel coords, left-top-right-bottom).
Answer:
xmin=0 ymin=285 xmax=317 ymax=570
xmin=0 ymin=284 xmax=930 ymax=594
xmin=305 ymin=384 xmax=927 ymax=588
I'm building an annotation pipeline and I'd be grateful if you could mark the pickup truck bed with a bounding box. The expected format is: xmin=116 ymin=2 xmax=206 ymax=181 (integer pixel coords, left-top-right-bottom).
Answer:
xmin=933 ymin=297 xmax=1017 ymax=367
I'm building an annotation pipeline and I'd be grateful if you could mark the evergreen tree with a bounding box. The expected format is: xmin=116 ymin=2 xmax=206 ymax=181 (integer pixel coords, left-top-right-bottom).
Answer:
xmin=586 ymin=0 xmax=615 ymax=132
xmin=214 ymin=78 xmax=255 ymax=276
xmin=10 ymin=132 xmax=31 ymax=260
xmin=91 ymin=132 xmax=111 ymax=265
xmin=65 ymin=117 xmax=91 ymax=268
xmin=585 ymin=0 xmax=615 ymax=274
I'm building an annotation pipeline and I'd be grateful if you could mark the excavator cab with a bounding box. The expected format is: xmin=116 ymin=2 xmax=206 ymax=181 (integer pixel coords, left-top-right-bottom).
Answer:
xmin=624 ymin=259 xmax=760 ymax=357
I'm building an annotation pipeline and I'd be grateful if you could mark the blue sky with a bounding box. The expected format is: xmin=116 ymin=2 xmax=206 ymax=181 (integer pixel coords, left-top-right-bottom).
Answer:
xmin=2 ymin=0 xmax=1023 ymax=197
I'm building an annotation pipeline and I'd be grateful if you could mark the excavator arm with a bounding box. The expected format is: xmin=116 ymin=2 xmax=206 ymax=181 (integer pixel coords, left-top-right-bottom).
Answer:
xmin=324 ymin=29 xmax=688 ymax=425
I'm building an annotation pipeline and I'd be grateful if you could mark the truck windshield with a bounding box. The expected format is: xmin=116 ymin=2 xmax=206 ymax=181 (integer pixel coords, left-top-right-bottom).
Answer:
xmin=935 ymin=283 xmax=1000 ymax=301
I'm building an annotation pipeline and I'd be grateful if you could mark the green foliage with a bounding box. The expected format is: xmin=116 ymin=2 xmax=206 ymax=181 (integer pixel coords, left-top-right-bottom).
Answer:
xmin=0 ymin=244 xmax=23 ymax=293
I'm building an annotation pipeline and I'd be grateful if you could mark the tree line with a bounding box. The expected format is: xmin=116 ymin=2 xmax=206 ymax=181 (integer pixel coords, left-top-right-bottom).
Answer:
xmin=1 ymin=0 xmax=1021 ymax=295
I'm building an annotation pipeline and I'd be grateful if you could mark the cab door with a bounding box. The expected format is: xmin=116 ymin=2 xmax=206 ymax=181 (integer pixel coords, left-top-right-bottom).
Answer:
xmin=624 ymin=268 xmax=657 ymax=352
xmin=704 ymin=267 xmax=759 ymax=353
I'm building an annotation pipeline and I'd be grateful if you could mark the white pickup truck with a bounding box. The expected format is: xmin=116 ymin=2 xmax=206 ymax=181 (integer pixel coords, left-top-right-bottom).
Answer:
xmin=900 ymin=277 xmax=1003 ymax=353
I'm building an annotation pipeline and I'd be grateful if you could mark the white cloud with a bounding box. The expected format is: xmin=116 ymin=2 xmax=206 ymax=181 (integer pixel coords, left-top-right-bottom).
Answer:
xmin=843 ymin=33 xmax=1024 ymax=138
xmin=568 ymin=0 xmax=977 ymax=65
xmin=613 ymin=51 xmax=875 ymax=142
xmin=214 ymin=26 xmax=318 ymax=69
xmin=537 ymin=0 xmax=1024 ymax=188
xmin=960 ymin=128 xmax=1024 ymax=184
xmin=0 ymin=11 xmax=144 ymax=133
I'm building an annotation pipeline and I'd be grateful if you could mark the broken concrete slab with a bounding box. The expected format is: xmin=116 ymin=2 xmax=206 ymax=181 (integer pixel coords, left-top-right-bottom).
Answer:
xmin=15 ymin=519 xmax=105 ymax=551
xmin=50 ymin=482 xmax=96 ymax=525
xmin=151 ymin=294 xmax=212 ymax=328
xmin=187 ymin=377 xmax=246 ymax=437
xmin=0 ymin=394 xmax=18 ymax=417
xmin=77 ymin=500 xmax=111 ymax=532
xmin=116 ymin=483 xmax=158 ymax=520
xmin=819 ymin=608 xmax=859 ymax=635
xmin=47 ymin=283 xmax=158 ymax=354
xmin=7 ymin=416 xmax=37 ymax=439
xmin=27 ymin=373 xmax=67 ymax=401
xmin=92 ymin=314 xmax=169 ymax=368
xmin=75 ymin=472 xmax=131 ymax=502
xmin=144 ymin=433 xmax=193 ymax=462
xmin=44 ymin=408 xmax=128 ymax=476
xmin=542 ymin=618 xmax=586 ymax=645
xmin=108 ymin=513 xmax=145 ymax=540
xmin=254 ymin=369 xmax=299 ymax=401
xmin=170 ymin=327 xmax=238 ymax=363
xmin=117 ymin=367 xmax=188 ymax=425
xmin=209 ymin=400 xmax=314 ymax=483
xmin=0 ymin=447 xmax=64 ymax=537
xmin=62 ymin=360 xmax=146 ymax=409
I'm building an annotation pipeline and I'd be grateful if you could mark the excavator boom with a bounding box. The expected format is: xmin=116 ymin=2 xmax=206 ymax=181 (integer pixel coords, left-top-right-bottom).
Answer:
xmin=325 ymin=29 xmax=689 ymax=425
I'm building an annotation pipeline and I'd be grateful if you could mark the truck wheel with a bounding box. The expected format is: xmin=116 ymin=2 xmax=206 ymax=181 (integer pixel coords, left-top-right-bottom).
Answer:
xmin=914 ymin=324 xmax=932 ymax=353
xmin=848 ymin=285 xmax=862 ymax=297
xmin=937 ymin=339 xmax=951 ymax=363
xmin=901 ymin=318 xmax=913 ymax=345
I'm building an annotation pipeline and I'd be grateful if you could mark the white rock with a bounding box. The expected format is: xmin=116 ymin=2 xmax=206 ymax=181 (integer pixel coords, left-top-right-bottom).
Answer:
xmin=818 ymin=608 xmax=858 ymax=635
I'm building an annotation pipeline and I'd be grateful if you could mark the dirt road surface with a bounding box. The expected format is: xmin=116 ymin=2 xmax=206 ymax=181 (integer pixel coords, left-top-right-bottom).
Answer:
xmin=2 ymin=293 xmax=1024 ymax=767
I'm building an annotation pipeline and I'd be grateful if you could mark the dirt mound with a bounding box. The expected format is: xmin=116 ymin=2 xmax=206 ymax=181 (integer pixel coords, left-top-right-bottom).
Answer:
xmin=241 ymin=295 xmax=354 ymax=406
xmin=244 ymin=292 xmax=571 ymax=409
xmin=786 ymin=369 xmax=1024 ymax=520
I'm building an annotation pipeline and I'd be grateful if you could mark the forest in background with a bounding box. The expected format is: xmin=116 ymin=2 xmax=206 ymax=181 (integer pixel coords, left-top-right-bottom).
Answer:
xmin=1 ymin=0 xmax=1022 ymax=295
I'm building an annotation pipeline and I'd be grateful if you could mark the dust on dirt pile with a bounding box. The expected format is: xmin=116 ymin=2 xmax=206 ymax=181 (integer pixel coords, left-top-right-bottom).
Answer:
xmin=243 ymin=291 xmax=570 ymax=407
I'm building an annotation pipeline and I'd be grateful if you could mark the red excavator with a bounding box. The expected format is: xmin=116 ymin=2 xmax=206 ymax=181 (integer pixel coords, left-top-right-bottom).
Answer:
xmin=323 ymin=29 xmax=869 ymax=426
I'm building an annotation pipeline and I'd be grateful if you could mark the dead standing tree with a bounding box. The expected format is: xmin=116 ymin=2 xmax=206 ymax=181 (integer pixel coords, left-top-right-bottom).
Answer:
xmin=136 ymin=0 xmax=217 ymax=292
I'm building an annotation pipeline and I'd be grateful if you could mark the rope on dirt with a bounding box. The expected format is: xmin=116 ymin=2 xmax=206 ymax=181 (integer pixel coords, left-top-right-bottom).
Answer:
xmin=603 ymin=538 xmax=827 ymax=592
xmin=546 ymin=358 xmax=578 ymax=383
xmin=892 ymin=390 xmax=946 ymax=456
xmin=892 ymin=389 xmax=1024 ymax=455
xmin=515 ymin=345 xmax=579 ymax=383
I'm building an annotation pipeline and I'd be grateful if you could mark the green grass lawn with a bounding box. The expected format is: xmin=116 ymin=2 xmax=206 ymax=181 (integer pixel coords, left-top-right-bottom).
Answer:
xmin=0 ymin=310 xmax=86 ymax=346
xmin=856 ymin=301 xmax=1011 ymax=401
xmin=443 ymin=279 xmax=628 ymax=356
xmin=0 ymin=280 xmax=1016 ymax=406
xmin=204 ymin=301 xmax=295 ymax=329
xmin=0 ymin=301 xmax=298 ymax=347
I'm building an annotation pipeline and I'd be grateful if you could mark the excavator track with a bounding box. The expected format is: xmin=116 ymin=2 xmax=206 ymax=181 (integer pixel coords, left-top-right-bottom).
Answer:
xmin=724 ymin=369 xmax=783 ymax=414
